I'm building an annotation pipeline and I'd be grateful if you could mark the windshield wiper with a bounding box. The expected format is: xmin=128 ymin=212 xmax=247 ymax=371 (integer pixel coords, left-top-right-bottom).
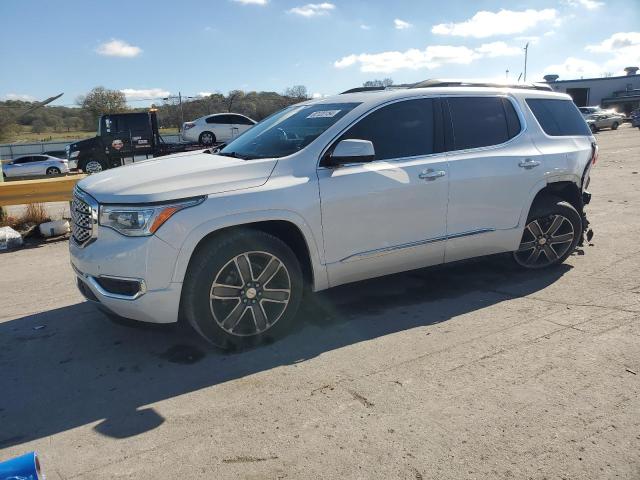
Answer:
xmin=217 ymin=151 xmax=251 ymax=160
xmin=217 ymin=151 xmax=269 ymax=160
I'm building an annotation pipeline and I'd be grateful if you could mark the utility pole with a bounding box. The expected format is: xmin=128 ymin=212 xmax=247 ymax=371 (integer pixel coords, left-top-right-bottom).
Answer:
xmin=178 ymin=91 xmax=184 ymax=132
xmin=523 ymin=42 xmax=529 ymax=83
xmin=506 ymin=69 xmax=509 ymax=80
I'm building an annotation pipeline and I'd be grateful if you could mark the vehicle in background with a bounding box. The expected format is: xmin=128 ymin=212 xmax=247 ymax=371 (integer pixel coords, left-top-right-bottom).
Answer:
xmin=70 ymin=81 xmax=596 ymax=349
xmin=631 ymin=109 xmax=640 ymax=129
xmin=578 ymin=106 xmax=624 ymax=132
xmin=2 ymin=154 xmax=69 ymax=178
xmin=181 ymin=113 xmax=256 ymax=146
xmin=66 ymin=111 xmax=204 ymax=173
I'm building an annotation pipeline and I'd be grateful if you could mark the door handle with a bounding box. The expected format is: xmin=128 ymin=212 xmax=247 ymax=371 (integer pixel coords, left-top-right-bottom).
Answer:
xmin=518 ymin=159 xmax=541 ymax=169
xmin=418 ymin=169 xmax=446 ymax=180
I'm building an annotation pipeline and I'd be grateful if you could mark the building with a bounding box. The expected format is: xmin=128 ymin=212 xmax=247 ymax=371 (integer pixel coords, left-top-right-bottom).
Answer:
xmin=543 ymin=66 xmax=640 ymax=115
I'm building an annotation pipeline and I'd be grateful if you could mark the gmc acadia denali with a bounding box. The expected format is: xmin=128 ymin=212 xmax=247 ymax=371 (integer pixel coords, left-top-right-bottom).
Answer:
xmin=70 ymin=81 xmax=596 ymax=348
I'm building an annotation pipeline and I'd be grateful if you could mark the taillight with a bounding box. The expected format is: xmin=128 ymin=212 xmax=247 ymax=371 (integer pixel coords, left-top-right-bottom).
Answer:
xmin=591 ymin=142 xmax=598 ymax=165
xmin=184 ymin=123 xmax=196 ymax=130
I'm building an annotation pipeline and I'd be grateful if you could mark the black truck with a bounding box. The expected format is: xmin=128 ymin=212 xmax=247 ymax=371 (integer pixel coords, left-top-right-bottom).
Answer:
xmin=66 ymin=111 xmax=204 ymax=173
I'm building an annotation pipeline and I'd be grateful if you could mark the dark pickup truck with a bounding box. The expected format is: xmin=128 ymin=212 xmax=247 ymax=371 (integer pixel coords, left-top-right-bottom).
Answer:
xmin=66 ymin=111 xmax=204 ymax=173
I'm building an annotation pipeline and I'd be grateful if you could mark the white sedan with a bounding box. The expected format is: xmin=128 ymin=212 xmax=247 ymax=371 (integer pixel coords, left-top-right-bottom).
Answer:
xmin=2 ymin=154 xmax=69 ymax=178
xmin=181 ymin=113 xmax=256 ymax=146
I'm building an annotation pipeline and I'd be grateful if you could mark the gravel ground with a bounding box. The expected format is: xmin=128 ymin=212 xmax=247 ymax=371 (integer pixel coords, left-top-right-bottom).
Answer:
xmin=0 ymin=125 xmax=639 ymax=479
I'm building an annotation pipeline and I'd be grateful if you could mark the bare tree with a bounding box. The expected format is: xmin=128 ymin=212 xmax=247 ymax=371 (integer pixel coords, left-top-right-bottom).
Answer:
xmin=77 ymin=87 xmax=127 ymax=124
xmin=363 ymin=78 xmax=394 ymax=87
xmin=283 ymin=85 xmax=309 ymax=100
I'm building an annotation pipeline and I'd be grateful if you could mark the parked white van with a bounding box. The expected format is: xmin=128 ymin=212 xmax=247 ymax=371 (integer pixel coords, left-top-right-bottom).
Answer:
xmin=70 ymin=81 xmax=596 ymax=348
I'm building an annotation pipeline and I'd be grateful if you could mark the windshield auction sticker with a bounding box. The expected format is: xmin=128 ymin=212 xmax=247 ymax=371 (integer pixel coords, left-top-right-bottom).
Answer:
xmin=307 ymin=110 xmax=341 ymax=119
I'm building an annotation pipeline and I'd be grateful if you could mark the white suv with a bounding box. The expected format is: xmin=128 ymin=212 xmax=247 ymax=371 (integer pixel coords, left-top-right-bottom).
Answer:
xmin=181 ymin=113 xmax=256 ymax=146
xmin=70 ymin=82 xmax=596 ymax=348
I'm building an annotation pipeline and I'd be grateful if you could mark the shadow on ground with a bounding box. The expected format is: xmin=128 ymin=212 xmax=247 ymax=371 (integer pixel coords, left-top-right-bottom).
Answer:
xmin=0 ymin=254 xmax=570 ymax=448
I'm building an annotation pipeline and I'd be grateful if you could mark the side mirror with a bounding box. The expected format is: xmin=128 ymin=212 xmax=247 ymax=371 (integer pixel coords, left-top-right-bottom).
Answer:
xmin=326 ymin=139 xmax=375 ymax=167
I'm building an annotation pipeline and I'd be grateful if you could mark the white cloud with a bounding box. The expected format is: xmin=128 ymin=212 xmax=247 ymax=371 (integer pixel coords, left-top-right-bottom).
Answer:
xmin=564 ymin=0 xmax=604 ymax=10
xmin=542 ymin=57 xmax=604 ymax=79
xmin=586 ymin=31 xmax=640 ymax=53
xmin=476 ymin=41 xmax=522 ymax=57
xmin=516 ymin=35 xmax=540 ymax=45
xmin=432 ymin=9 xmax=558 ymax=38
xmin=232 ymin=0 xmax=267 ymax=4
xmin=334 ymin=41 xmax=522 ymax=73
xmin=287 ymin=3 xmax=335 ymax=17
xmin=360 ymin=24 xmax=372 ymax=30
xmin=312 ymin=92 xmax=326 ymax=99
xmin=96 ymin=39 xmax=142 ymax=57
xmin=119 ymin=88 xmax=170 ymax=100
xmin=585 ymin=32 xmax=640 ymax=73
xmin=3 ymin=93 xmax=36 ymax=101
xmin=198 ymin=92 xmax=213 ymax=97
xmin=334 ymin=45 xmax=481 ymax=73
xmin=394 ymin=19 xmax=412 ymax=30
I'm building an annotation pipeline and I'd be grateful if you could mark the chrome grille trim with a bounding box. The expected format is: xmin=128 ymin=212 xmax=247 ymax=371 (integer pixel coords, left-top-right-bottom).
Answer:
xmin=71 ymin=187 xmax=98 ymax=247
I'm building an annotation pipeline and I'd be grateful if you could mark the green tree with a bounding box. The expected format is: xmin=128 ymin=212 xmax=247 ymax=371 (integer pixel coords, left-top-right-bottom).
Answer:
xmin=32 ymin=119 xmax=46 ymax=134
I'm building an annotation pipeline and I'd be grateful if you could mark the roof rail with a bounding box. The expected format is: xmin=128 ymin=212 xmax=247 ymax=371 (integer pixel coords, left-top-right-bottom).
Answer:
xmin=340 ymin=86 xmax=387 ymax=94
xmin=410 ymin=79 xmax=553 ymax=91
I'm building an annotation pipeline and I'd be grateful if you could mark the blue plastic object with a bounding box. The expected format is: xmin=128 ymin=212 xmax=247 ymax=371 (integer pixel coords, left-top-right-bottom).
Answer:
xmin=0 ymin=452 xmax=41 ymax=480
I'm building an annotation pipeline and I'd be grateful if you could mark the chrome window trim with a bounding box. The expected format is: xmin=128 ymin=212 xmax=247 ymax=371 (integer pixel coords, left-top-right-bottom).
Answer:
xmin=340 ymin=228 xmax=495 ymax=263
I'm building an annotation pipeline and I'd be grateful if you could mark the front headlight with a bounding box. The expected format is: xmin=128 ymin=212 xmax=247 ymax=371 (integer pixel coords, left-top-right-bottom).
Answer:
xmin=99 ymin=197 xmax=204 ymax=237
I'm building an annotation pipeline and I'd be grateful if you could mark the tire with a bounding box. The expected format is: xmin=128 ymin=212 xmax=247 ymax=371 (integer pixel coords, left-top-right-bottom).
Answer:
xmin=611 ymin=121 xmax=619 ymax=130
xmin=198 ymin=131 xmax=216 ymax=146
xmin=79 ymin=159 xmax=106 ymax=174
xmin=589 ymin=124 xmax=597 ymax=134
xmin=513 ymin=197 xmax=582 ymax=269
xmin=46 ymin=167 xmax=61 ymax=175
xmin=182 ymin=229 xmax=304 ymax=349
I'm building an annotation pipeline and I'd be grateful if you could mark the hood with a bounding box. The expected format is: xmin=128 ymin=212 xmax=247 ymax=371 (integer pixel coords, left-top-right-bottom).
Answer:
xmin=69 ymin=136 xmax=98 ymax=151
xmin=77 ymin=151 xmax=278 ymax=204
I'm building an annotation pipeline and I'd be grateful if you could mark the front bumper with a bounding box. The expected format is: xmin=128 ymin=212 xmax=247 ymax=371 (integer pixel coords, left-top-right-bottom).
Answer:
xmin=69 ymin=227 xmax=182 ymax=324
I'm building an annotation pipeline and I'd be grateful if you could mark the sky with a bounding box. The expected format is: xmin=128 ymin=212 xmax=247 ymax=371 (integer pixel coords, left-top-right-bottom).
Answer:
xmin=0 ymin=0 xmax=638 ymax=107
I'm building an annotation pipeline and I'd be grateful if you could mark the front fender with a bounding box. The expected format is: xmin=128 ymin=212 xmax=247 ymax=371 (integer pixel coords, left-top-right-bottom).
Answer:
xmin=168 ymin=209 xmax=329 ymax=291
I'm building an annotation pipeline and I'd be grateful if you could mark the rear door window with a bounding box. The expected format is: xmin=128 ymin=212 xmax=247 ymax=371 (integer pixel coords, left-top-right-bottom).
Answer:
xmin=526 ymin=99 xmax=591 ymax=136
xmin=447 ymin=97 xmax=519 ymax=150
xmin=338 ymin=98 xmax=436 ymax=161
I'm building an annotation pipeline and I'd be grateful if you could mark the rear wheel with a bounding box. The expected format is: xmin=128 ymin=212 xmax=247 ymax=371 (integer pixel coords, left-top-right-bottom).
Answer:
xmin=80 ymin=159 xmax=106 ymax=174
xmin=182 ymin=229 xmax=303 ymax=349
xmin=611 ymin=121 xmax=619 ymax=130
xmin=199 ymin=131 xmax=216 ymax=146
xmin=513 ymin=198 xmax=582 ymax=269
xmin=589 ymin=123 xmax=597 ymax=133
xmin=45 ymin=167 xmax=61 ymax=175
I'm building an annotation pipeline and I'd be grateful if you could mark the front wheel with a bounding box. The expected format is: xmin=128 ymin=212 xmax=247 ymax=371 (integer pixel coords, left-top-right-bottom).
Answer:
xmin=513 ymin=198 xmax=582 ymax=269
xmin=46 ymin=167 xmax=61 ymax=175
xmin=611 ymin=121 xmax=619 ymax=130
xmin=182 ymin=229 xmax=304 ymax=349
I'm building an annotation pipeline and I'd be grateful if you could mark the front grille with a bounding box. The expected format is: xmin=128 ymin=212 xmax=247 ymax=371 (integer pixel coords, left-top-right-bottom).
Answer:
xmin=71 ymin=189 xmax=95 ymax=246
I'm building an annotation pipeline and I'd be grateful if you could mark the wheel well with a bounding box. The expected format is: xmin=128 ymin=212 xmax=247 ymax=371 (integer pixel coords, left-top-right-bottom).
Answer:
xmin=190 ymin=221 xmax=314 ymax=285
xmin=531 ymin=182 xmax=582 ymax=214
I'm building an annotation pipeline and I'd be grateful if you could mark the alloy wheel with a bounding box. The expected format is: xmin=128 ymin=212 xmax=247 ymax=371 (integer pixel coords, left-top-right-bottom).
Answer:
xmin=46 ymin=167 xmax=60 ymax=175
xmin=514 ymin=214 xmax=575 ymax=268
xmin=201 ymin=132 xmax=214 ymax=145
xmin=209 ymin=251 xmax=291 ymax=337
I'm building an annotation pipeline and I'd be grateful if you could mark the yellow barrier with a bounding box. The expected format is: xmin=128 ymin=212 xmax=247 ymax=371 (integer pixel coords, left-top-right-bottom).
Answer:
xmin=0 ymin=175 xmax=86 ymax=206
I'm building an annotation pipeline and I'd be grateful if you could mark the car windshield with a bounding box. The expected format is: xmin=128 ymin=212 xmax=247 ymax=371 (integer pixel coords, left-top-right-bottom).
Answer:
xmin=218 ymin=102 xmax=360 ymax=159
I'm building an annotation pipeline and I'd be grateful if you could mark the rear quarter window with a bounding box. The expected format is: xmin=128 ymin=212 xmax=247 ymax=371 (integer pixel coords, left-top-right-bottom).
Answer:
xmin=526 ymin=99 xmax=591 ymax=136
